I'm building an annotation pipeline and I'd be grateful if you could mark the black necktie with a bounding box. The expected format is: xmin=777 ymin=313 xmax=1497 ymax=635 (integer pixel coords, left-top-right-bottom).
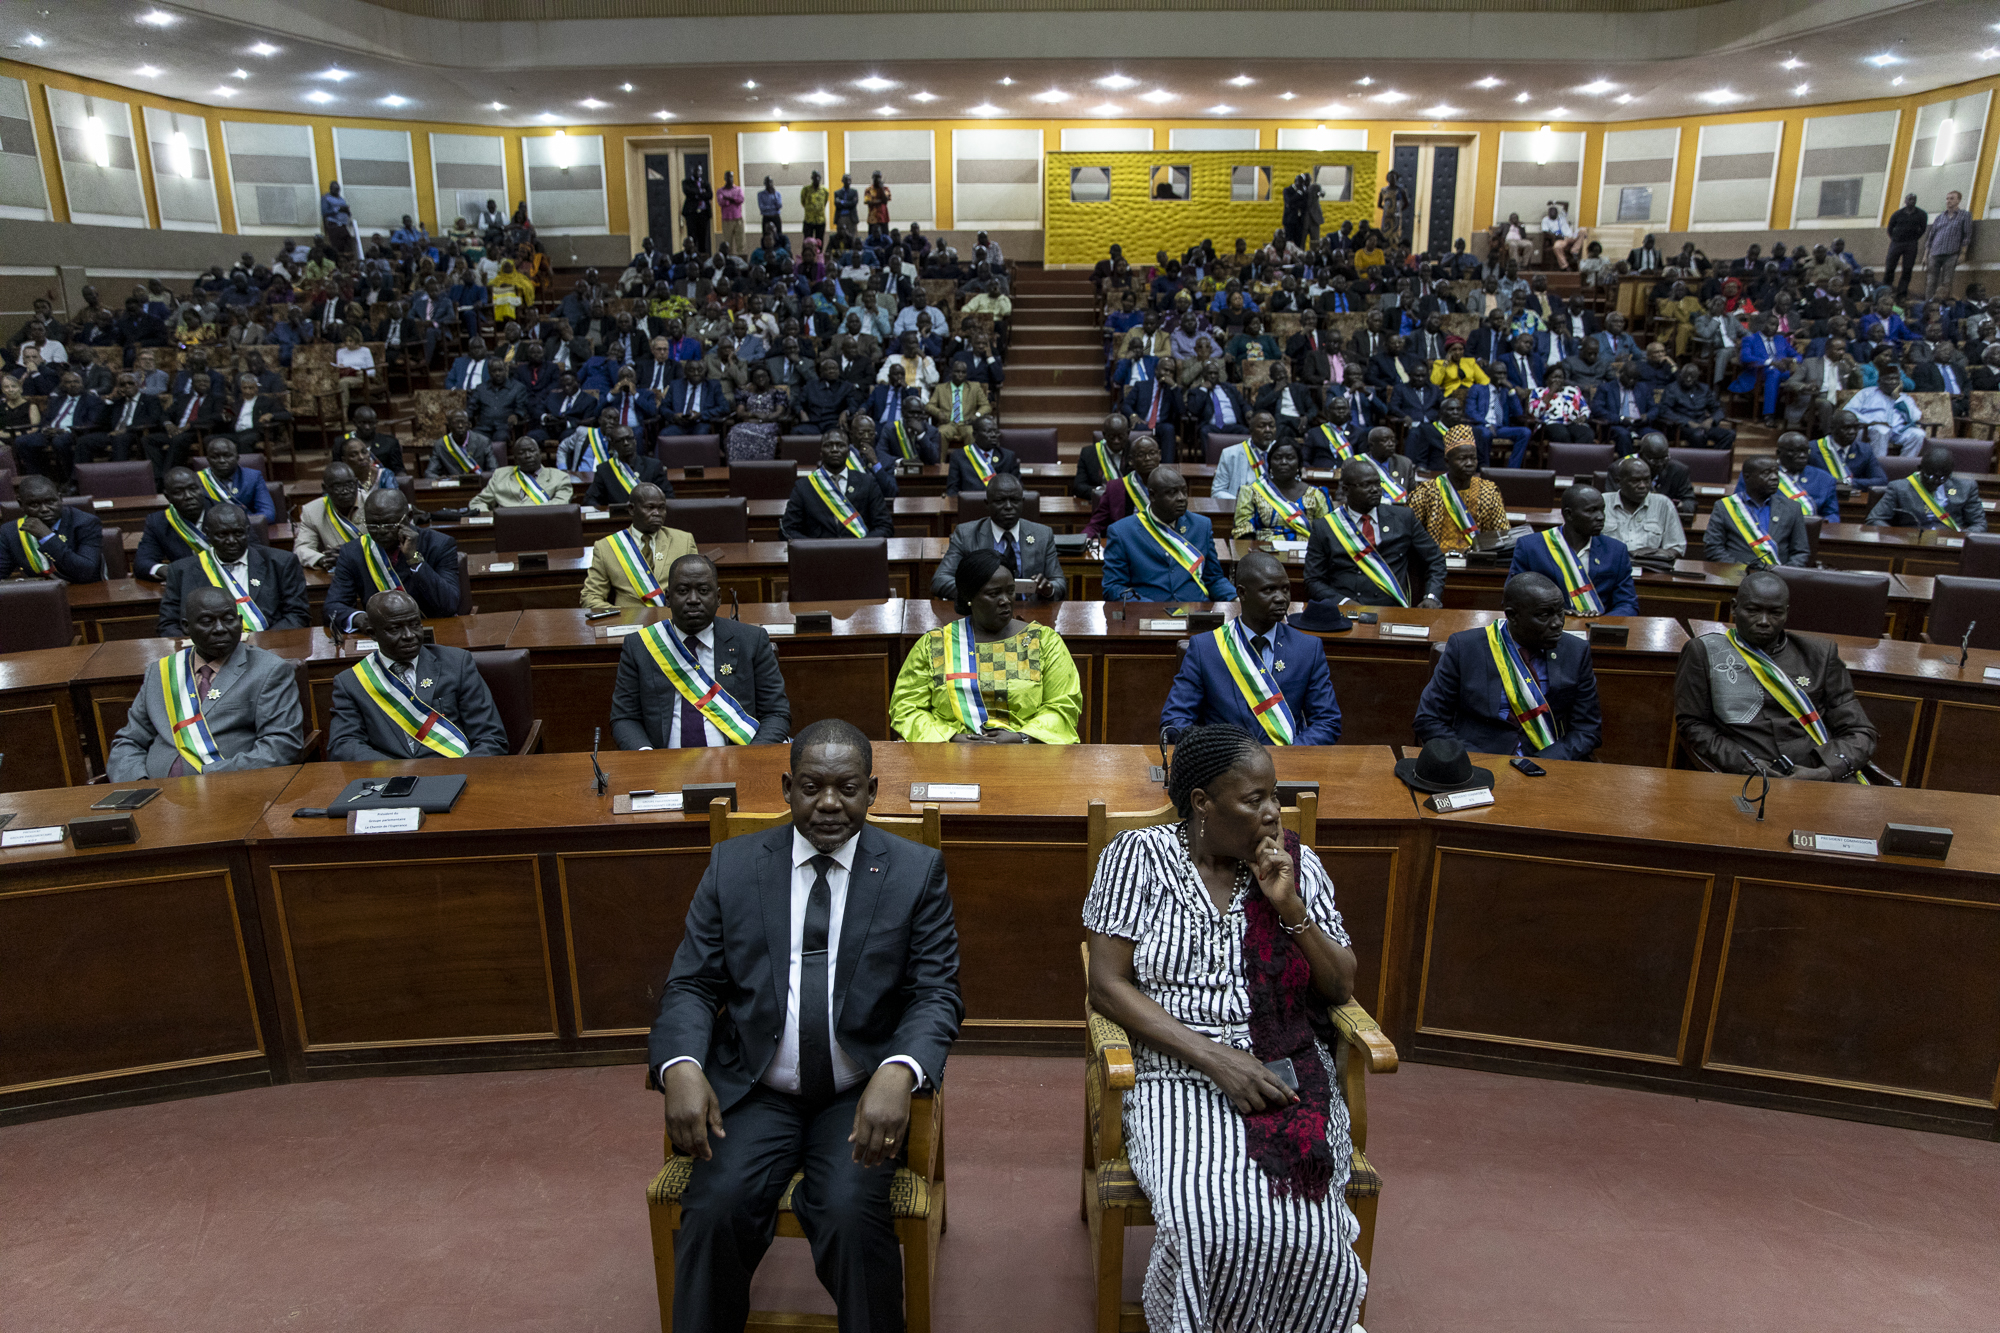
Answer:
xmin=799 ymin=854 xmax=837 ymax=1106
xmin=1251 ymin=634 xmax=1271 ymax=672
xmin=1000 ymin=529 xmax=1019 ymax=574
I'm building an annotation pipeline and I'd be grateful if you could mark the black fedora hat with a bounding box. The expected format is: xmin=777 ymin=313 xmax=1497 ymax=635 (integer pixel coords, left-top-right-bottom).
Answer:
xmin=1394 ymin=738 xmax=1495 ymax=794
xmin=1287 ymin=600 xmax=1353 ymax=634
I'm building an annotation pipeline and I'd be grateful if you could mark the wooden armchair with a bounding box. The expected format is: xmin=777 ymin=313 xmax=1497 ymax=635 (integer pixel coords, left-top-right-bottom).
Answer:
xmin=1079 ymin=794 xmax=1396 ymax=1333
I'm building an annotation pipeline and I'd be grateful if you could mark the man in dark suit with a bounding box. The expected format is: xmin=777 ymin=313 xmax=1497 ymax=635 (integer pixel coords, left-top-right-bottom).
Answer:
xmin=610 ymin=553 xmax=792 ymax=748
xmin=1117 ymin=373 xmax=1179 ymax=460
xmin=14 ymin=369 xmax=104 ymax=485
xmin=1509 ymin=484 xmax=1639 ymax=615
xmin=1179 ymin=369 xmax=1251 ymax=449
xmin=582 ymin=425 xmax=671 ymax=508
xmin=325 ymin=489 xmax=464 ymax=631
xmin=1330 ymin=369 xmax=1390 ymax=438
xmin=326 ymin=590 xmax=510 ymax=760
xmin=1348 ymin=309 xmax=1388 ymax=366
xmin=1160 ymin=550 xmax=1341 ymax=745
xmin=660 ymin=360 xmax=732 ymax=436
xmin=941 ymin=414 xmax=1021 ymax=497
xmin=1499 ymin=334 xmax=1544 ymax=395
xmin=157 ymin=503 xmax=309 ymax=635
xmin=1658 ymin=362 xmax=1736 ymax=450
xmin=0 ymin=474 xmax=104 ymax=582
xmin=781 ymin=432 xmax=895 ymax=539
xmin=1591 ymin=365 xmax=1659 ymax=455
xmin=77 ymin=371 xmax=162 ymax=464
xmin=220 ymin=373 xmax=292 ymax=452
xmin=1705 ymin=456 xmax=1811 ymax=566
xmin=1628 ymin=235 xmax=1663 ymax=273
xmin=466 ymin=353 xmax=531 ymax=441
xmin=930 ymin=471 xmax=1065 ymax=601
xmin=194 ymin=437 xmax=277 ymax=523
xmin=1415 ymin=571 xmax=1603 ymax=760
xmin=136 ymin=467 xmax=216 ymax=580
xmin=1636 ymin=433 xmax=1697 ymax=517
xmin=1304 ymin=458 xmax=1445 ymax=607
xmin=148 ymin=370 xmax=225 ymax=484
xmin=1072 ymin=415 xmax=1130 ymax=501
xmin=1464 ymin=310 xmax=1512 ymax=366
xmin=533 ymin=371 xmax=600 ymax=444
xmin=1865 ymin=444 xmax=1988 ymax=531
xmin=651 ymin=718 xmax=962 ymax=1333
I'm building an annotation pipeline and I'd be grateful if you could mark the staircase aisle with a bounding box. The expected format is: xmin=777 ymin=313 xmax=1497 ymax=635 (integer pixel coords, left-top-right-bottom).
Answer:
xmin=1001 ymin=269 xmax=1104 ymax=459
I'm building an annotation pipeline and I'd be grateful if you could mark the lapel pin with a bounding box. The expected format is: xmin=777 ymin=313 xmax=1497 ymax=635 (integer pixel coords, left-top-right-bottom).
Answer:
xmin=250 ymin=578 xmax=261 ymax=586
xmin=718 ymin=663 xmax=734 ymax=675
xmin=1025 ymin=534 xmax=1035 ymax=544
xmin=206 ymin=688 xmax=222 ymax=699
xmin=420 ymin=678 xmax=434 ymax=688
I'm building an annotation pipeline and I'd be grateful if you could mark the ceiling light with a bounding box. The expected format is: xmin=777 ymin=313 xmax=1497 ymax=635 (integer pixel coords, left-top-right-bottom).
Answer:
xmin=856 ymin=76 xmax=897 ymax=92
xmin=800 ymin=90 xmax=841 ymax=105
xmin=968 ymin=102 xmax=1002 ymax=117
xmin=772 ymin=107 xmax=786 ymax=118
xmin=1423 ymin=104 xmax=1460 ymax=118
xmin=134 ymin=65 xmax=161 ymax=78
xmin=911 ymin=91 xmax=938 ymax=102
xmin=654 ymin=110 xmax=673 ymax=119
xmin=249 ymin=42 xmax=279 ymax=56
xmin=1780 ymin=58 xmax=1804 ymax=71
xmin=875 ymin=106 xmax=897 ymax=115
xmin=1614 ymin=94 xmax=1635 ymax=104
xmin=1474 ymin=77 xmax=1502 ymax=89
xmin=1356 ymin=77 xmax=1374 ymax=87
xmin=1316 ymin=104 xmax=1350 ymax=117
xmin=551 ymin=129 xmax=573 ymax=169
xmin=1228 ymin=75 xmax=1254 ymax=87
xmin=490 ymin=102 xmax=507 ymax=111
xmin=1935 ymin=117 xmax=1957 ymax=166
xmin=1033 ymin=89 xmax=1068 ymax=103
xmin=774 ymin=123 xmax=791 ymax=164
xmin=211 ymin=86 xmax=238 ymax=98
xmin=304 ymin=91 xmax=333 ymax=104
xmin=579 ymin=98 xmax=607 ymax=108
xmin=1090 ymin=102 xmax=1123 ymax=116
xmin=137 ymin=10 xmax=176 ymax=26
xmin=1576 ymin=80 xmax=1615 ymax=95
xmin=1793 ymin=83 xmax=1810 ymax=96
xmin=1140 ymin=89 xmax=1175 ymax=104
xmin=23 ymin=33 xmax=44 ymax=46
xmin=1371 ymin=90 xmax=1409 ymax=103
xmin=168 ymin=130 xmax=193 ymax=178
xmin=537 ymin=111 xmax=559 ymax=121
xmin=742 ymin=80 xmax=757 ymax=89
xmin=317 ymin=68 xmax=352 ymax=82
xmin=1892 ymin=77 xmax=1905 ymax=86
xmin=1866 ymin=53 xmax=1900 ymax=67
xmin=1097 ymin=74 xmax=1137 ymax=91
xmin=230 ymin=69 xmax=249 ymax=78
xmin=620 ymin=83 xmax=634 ymax=92
xmin=1278 ymin=91 xmax=1297 ymax=100
xmin=83 ymin=115 xmax=110 ymax=167
xmin=1000 ymin=77 xmax=1015 ymax=86
xmin=1697 ymin=88 xmax=1743 ymax=104
xmin=1207 ymin=104 xmax=1234 ymax=115
xmin=1534 ymin=124 xmax=1553 ymax=165
xmin=1514 ymin=91 xmax=1532 ymax=103
xmin=1980 ymin=48 xmax=2000 ymax=60
xmin=380 ymin=94 xmax=409 ymax=107
xmin=1546 ymin=106 xmax=1570 ymax=116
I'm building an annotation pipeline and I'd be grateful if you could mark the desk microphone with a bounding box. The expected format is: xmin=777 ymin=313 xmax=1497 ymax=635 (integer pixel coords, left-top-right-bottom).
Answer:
xmin=591 ymin=727 xmax=609 ymax=796
xmin=1960 ymin=620 xmax=1978 ymax=669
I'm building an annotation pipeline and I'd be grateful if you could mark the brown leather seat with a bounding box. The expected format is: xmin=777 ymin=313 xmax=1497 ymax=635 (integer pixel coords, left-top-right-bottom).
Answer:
xmin=0 ymin=581 xmax=74 ymax=652
xmin=1928 ymin=437 xmax=1997 ymax=475
xmin=493 ymin=504 xmax=584 ymax=553
xmin=455 ymin=556 xmax=474 ymax=615
xmin=655 ymin=436 xmax=721 ymax=469
xmin=777 ymin=434 xmax=822 ymax=464
xmin=1204 ymin=431 xmax=1249 ymax=465
xmin=291 ymin=658 xmax=325 ymax=759
xmin=662 ymin=497 xmax=750 ymax=543
xmin=999 ymin=427 xmax=1059 ymax=464
xmin=468 ymin=648 xmax=542 ymax=754
xmin=0 ymin=468 xmax=15 ymax=502
xmin=1959 ymin=533 xmax=2000 ymax=578
xmin=1769 ymin=566 xmax=1890 ymax=639
xmin=957 ymin=490 xmax=1043 ymax=525
xmin=1482 ymin=467 xmax=1557 ymax=508
xmin=1879 ymin=454 xmax=1922 ymax=483
xmin=1670 ymin=448 xmax=1731 ymax=484
xmin=787 ymin=538 xmax=890 ymax=601
xmin=1547 ymin=443 xmax=1614 ymax=477
xmin=1 ymin=496 xmax=95 ymax=521
xmin=73 ymin=461 xmax=156 ymax=498
xmin=267 ymin=481 xmax=289 ymax=521
xmin=99 ymin=526 xmax=125 ymax=579
xmin=728 ymin=460 xmax=799 ymax=500
xmin=1924 ymin=575 xmax=2000 ymax=650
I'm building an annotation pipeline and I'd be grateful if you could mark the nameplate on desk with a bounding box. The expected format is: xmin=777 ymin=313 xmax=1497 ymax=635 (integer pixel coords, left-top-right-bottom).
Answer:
xmin=2 ymin=825 xmax=65 ymax=848
xmin=1984 ymin=667 xmax=2000 ymax=683
xmin=911 ymin=782 xmax=980 ymax=801
xmin=432 ymin=479 xmax=460 ymax=489
xmin=350 ymin=639 xmax=379 ymax=653
xmin=92 ymin=499 xmax=114 ymax=510
xmin=1505 ymin=512 xmax=1527 ymax=522
xmin=349 ymin=807 xmax=424 ymax=834
xmin=1936 ymin=537 xmax=1965 ymax=549
xmin=583 ymin=508 xmax=611 ymax=520
xmin=1139 ymin=618 xmax=1189 ymax=633
xmin=465 ymin=515 xmax=494 ymax=526
xmin=1382 ymin=623 xmax=1431 ymax=639
xmin=1790 ymin=831 xmax=1879 ymax=857
xmin=762 ymin=622 xmax=795 ymax=636
xmin=1445 ymin=554 xmax=1467 ymax=569
xmin=1429 ymin=788 xmax=1494 ymax=813
xmin=612 ymin=792 xmax=683 ymax=814
xmin=599 ymin=623 xmax=644 ymax=638
xmin=1698 ymin=485 xmax=1726 ymax=497
xmin=488 ymin=562 xmax=516 ymax=573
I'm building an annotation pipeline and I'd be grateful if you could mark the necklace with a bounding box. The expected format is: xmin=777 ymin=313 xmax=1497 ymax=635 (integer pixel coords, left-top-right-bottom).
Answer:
xmin=1177 ymin=820 xmax=1251 ymax=914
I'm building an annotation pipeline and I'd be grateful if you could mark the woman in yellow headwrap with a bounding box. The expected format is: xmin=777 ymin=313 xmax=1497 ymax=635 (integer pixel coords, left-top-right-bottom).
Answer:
xmin=489 ymin=257 xmax=537 ymax=325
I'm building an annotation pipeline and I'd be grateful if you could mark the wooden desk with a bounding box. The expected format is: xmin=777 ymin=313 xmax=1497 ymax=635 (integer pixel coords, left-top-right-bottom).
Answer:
xmin=0 ymin=645 xmax=95 ymax=790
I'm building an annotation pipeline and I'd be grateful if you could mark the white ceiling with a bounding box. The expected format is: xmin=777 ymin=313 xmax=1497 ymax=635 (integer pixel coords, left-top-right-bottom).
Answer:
xmin=4 ymin=0 xmax=1990 ymax=129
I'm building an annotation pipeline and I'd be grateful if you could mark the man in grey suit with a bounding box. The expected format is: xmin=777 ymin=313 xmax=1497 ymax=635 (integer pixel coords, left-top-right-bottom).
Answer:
xmin=326 ymin=590 xmax=511 ymax=760
xmin=423 ymin=408 xmax=496 ymax=478
xmin=108 ymin=585 xmax=304 ymax=779
xmin=610 ymin=554 xmax=792 ymax=749
xmin=1705 ymin=456 xmax=1812 ymax=566
xmin=928 ymin=471 xmax=1067 ymax=602
xmin=156 ymin=503 xmax=310 ymax=636
xmin=1303 ymin=458 xmax=1448 ymax=607
xmin=1865 ymin=444 xmax=1989 ymax=532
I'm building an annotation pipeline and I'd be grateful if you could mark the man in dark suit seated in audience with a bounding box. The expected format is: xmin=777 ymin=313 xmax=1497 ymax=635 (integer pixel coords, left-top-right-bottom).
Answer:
xmin=148 ymin=369 xmax=225 ymax=485
xmin=326 ymin=590 xmax=511 ymax=761
xmin=651 ymin=718 xmax=961 ymax=1333
xmin=0 ymin=474 xmax=104 ymax=582
xmin=1635 ymin=433 xmax=1695 ymax=515
xmin=1304 ymin=458 xmax=1445 ymax=607
xmin=1117 ymin=372 xmax=1180 ymax=462
xmin=1160 ymin=550 xmax=1341 ymax=746
xmin=194 ymin=437 xmax=278 ymax=523
xmin=781 ymin=432 xmax=894 ymax=540
xmin=157 ymin=503 xmax=309 ymax=636
xmin=1657 ymin=362 xmax=1736 ymax=450
xmin=77 ymin=371 xmax=162 ymax=464
xmin=583 ymin=425 xmax=671 ymax=508
xmin=1675 ymin=568 xmax=1878 ymax=780
xmin=13 ymin=368 xmax=103 ymax=487
xmin=136 ymin=467 xmax=214 ymax=581
xmin=1592 ymin=364 xmax=1658 ymax=455
xmin=219 ymin=372 xmax=292 ymax=453
xmin=1101 ymin=465 xmax=1236 ymax=603
xmin=610 ymin=553 xmax=792 ymax=748
xmin=1072 ymin=414 xmax=1130 ymax=502
xmin=942 ymin=414 xmax=1020 ymax=497
xmin=1415 ymin=571 xmax=1602 ymax=761
xmin=930 ymin=471 xmax=1065 ymax=602
xmin=1509 ymin=483 xmax=1638 ymax=617
xmin=324 ymin=489 xmax=464 ymax=632
xmin=1865 ymin=444 xmax=1988 ymax=532
xmin=1706 ymin=456 xmax=1811 ymax=566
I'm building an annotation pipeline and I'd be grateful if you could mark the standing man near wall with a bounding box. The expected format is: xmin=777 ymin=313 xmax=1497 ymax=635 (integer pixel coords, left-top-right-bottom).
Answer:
xmin=1884 ymin=193 xmax=1927 ymax=298
xmin=716 ymin=172 xmax=746 ymax=257
xmin=801 ymin=170 xmax=829 ymax=248
xmin=1921 ymin=190 xmax=1973 ymax=300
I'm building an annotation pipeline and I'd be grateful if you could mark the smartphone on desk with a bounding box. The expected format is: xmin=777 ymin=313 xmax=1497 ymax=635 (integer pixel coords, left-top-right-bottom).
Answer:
xmin=374 ymin=776 xmax=420 ymax=800
xmin=1509 ymin=757 xmax=1547 ymax=777
xmin=91 ymin=787 xmax=161 ymax=811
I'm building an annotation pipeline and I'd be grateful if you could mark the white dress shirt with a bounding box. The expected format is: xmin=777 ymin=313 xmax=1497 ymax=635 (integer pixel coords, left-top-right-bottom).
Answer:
xmin=235 ymin=398 xmax=257 ymax=430
xmin=656 ymin=622 xmax=723 ymax=748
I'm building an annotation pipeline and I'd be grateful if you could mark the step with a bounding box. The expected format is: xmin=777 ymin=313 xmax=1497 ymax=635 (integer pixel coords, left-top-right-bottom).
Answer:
xmin=1005 ymin=366 xmax=1110 ymax=389
xmin=1002 ymin=385 xmax=1112 ymax=412
xmin=1001 ymin=411 xmax=1107 ymax=445
xmin=1008 ymin=332 xmax=1102 ymax=349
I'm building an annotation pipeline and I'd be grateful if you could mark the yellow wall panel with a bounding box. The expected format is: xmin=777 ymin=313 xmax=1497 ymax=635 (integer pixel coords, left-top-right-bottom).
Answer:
xmin=1043 ymin=150 xmax=1375 ymax=266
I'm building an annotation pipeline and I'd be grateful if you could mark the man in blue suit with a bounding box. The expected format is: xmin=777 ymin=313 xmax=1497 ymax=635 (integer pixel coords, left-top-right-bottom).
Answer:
xmin=1507 ymin=484 xmax=1638 ymax=616
xmin=1729 ymin=313 xmax=1797 ymax=420
xmin=1462 ymin=375 xmax=1532 ymax=468
xmin=1808 ymin=409 xmax=1887 ymax=488
xmin=1415 ymin=571 xmax=1602 ymax=760
xmin=1161 ymin=550 xmax=1340 ymax=745
xmin=1499 ymin=333 xmax=1544 ymax=395
xmin=1101 ymin=465 xmax=1237 ymax=603
xmin=1737 ymin=432 xmax=1840 ymax=523
xmin=1591 ymin=366 xmax=1659 ymax=455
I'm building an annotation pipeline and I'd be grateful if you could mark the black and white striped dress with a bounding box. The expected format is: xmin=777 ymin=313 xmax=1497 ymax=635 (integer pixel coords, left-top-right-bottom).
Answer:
xmin=1083 ymin=822 xmax=1365 ymax=1333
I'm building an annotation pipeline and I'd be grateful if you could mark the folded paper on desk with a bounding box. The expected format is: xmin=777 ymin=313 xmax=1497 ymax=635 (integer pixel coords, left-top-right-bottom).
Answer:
xmin=327 ymin=775 xmax=468 ymax=816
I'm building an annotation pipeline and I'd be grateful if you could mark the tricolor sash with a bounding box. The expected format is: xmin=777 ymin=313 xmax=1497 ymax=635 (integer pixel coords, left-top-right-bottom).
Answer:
xmin=1724 ymin=628 xmax=1869 ymax=784
xmin=1812 ymin=436 xmax=1853 ymax=485
xmin=964 ymin=446 xmax=997 ymax=486
xmin=1435 ymin=476 xmax=1477 ymax=542
xmin=1132 ymin=506 xmax=1208 ymax=586
xmin=13 ymin=519 xmax=52 ymax=573
xmin=579 ymin=428 xmax=611 ymax=469
xmin=1910 ymin=479 xmax=1961 ymax=531
xmin=158 ymin=648 xmax=223 ymax=772
xmin=1776 ymin=473 xmax=1814 ymax=516
xmin=436 ymin=433 xmax=480 ymax=474
xmin=938 ymin=618 xmax=990 ymax=734
xmin=606 ymin=528 xmax=667 ymax=605
xmin=1484 ymin=622 xmax=1557 ymax=752
xmin=1539 ymin=529 xmax=1602 ymax=616
xmin=1321 ymin=509 xmax=1408 ymax=606
xmin=1369 ymin=459 xmax=1407 ymax=503
xmin=1244 ymin=446 xmax=1268 ymax=480
xmin=637 ymin=622 xmax=758 ymax=744
xmin=1715 ymin=495 xmax=1779 ymax=565
xmin=515 ymin=468 xmax=553 ymax=504
xmin=1248 ymin=476 xmax=1313 ymax=537
xmin=197 ymin=470 xmax=233 ymax=503
xmin=164 ymin=505 xmax=210 ymax=554
xmin=196 ymin=552 xmax=268 ymax=631
xmin=1088 ymin=439 xmax=1120 ymax=485
xmin=1313 ymin=422 xmax=1354 ymax=464
xmin=352 ymin=655 xmax=472 ymax=758
xmin=358 ymin=535 xmax=404 ymax=594
xmin=890 ymin=420 xmax=917 ymax=461
xmin=806 ymin=470 xmax=868 ymax=536
xmin=1213 ymin=620 xmax=1297 ymax=745
xmin=324 ymin=501 xmax=359 ymax=545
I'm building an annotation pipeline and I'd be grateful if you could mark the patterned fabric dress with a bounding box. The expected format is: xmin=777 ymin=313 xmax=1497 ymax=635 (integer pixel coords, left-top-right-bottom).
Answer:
xmin=1083 ymin=824 xmax=1365 ymax=1333
xmin=725 ymin=387 xmax=788 ymax=462
xmin=888 ymin=622 xmax=1081 ymax=744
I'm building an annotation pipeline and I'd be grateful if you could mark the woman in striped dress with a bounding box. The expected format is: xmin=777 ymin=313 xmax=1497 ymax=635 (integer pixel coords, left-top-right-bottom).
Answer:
xmin=1084 ymin=725 xmax=1366 ymax=1333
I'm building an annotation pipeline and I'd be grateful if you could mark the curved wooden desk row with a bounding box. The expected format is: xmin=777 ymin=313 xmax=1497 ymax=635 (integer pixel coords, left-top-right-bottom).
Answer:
xmin=13 ymin=602 xmax=2000 ymax=797
xmin=3 ymin=746 xmax=1996 ymax=1137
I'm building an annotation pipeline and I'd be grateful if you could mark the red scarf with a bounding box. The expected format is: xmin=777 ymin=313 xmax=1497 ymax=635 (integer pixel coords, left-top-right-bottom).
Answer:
xmin=1241 ymin=829 xmax=1337 ymax=1202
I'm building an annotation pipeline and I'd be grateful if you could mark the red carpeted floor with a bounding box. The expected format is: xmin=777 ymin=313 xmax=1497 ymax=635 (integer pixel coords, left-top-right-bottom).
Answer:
xmin=3 ymin=1057 xmax=1996 ymax=1331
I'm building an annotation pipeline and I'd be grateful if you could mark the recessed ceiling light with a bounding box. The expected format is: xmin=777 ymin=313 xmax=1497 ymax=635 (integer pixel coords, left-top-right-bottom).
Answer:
xmin=968 ymin=102 xmax=1003 ymax=116
xmin=1780 ymin=58 xmax=1804 ymax=71
xmin=249 ymin=42 xmax=279 ymax=56
xmin=856 ymin=76 xmax=897 ymax=92
xmin=579 ymin=98 xmax=607 ymax=108
xmin=1981 ymin=48 xmax=2000 ymax=60
xmin=1140 ymin=89 xmax=1175 ymax=103
xmin=1576 ymin=79 xmax=1615 ymax=95
xmin=1000 ymin=77 xmax=1015 ymax=86
xmin=1473 ymin=77 xmax=1502 ymax=89
xmin=1696 ymin=88 xmax=1743 ymax=104
xmin=1033 ymin=89 xmax=1068 ymax=103
xmin=1356 ymin=77 xmax=1374 ymax=86
xmin=1891 ymin=76 xmax=1905 ymax=86
xmin=875 ymin=105 xmax=897 ymax=115
xmin=490 ymin=102 xmax=507 ymax=111
xmin=23 ymin=33 xmax=45 ymax=47
xmin=1097 ymin=74 xmax=1137 ymax=91
xmin=911 ymin=91 xmax=938 ymax=102
xmin=772 ymin=107 xmax=785 ymax=117
xmin=1228 ymin=75 xmax=1254 ymax=87
xmin=304 ymin=91 xmax=334 ymax=104
xmin=211 ymin=86 xmax=238 ymax=99
xmin=380 ymin=95 xmax=409 ymax=107
xmin=1207 ymin=104 xmax=1234 ymax=115
xmin=655 ymin=109 xmax=674 ymax=119
xmin=230 ymin=68 xmax=249 ymax=78
xmin=317 ymin=68 xmax=352 ymax=82
xmin=1866 ymin=53 xmax=1900 ymax=67
xmin=1423 ymin=104 xmax=1460 ymax=117
xmin=1371 ymin=90 xmax=1409 ymax=103
xmin=1793 ymin=83 xmax=1811 ymax=95
xmin=135 ymin=65 xmax=161 ymax=77
xmin=620 ymin=83 xmax=634 ymax=92
xmin=1546 ymin=106 xmax=1570 ymax=116
xmin=538 ymin=111 xmax=559 ymax=121
xmin=742 ymin=80 xmax=758 ymax=89
xmin=1514 ymin=91 xmax=1532 ymax=103
xmin=1090 ymin=102 xmax=1123 ymax=116
xmin=1316 ymin=104 xmax=1350 ymax=117
xmin=137 ymin=10 xmax=176 ymax=26
xmin=1614 ymin=93 xmax=1635 ymax=104
xmin=800 ymin=90 xmax=841 ymax=105
xmin=1278 ymin=91 xmax=1297 ymax=100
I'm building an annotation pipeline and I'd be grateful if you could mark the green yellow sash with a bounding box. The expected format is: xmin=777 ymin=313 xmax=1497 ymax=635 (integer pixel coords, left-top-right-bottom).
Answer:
xmin=359 ymin=535 xmax=403 ymax=594
xmin=806 ymin=469 xmax=868 ymax=536
xmin=606 ymin=528 xmax=667 ymax=605
xmin=1909 ymin=479 xmax=1961 ymax=531
xmin=1715 ymin=495 xmax=1778 ymax=565
xmin=12 ymin=519 xmax=51 ymax=573
xmin=1370 ymin=459 xmax=1407 ymax=503
xmin=1248 ymin=476 xmax=1312 ymax=537
xmin=1724 ymin=628 xmax=1868 ymax=784
xmin=324 ymin=501 xmax=359 ymax=545
xmin=889 ymin=420 xmax=918 ymax=461
xmin=637 ymin=622 xmax=758 ymax=744
xmin=1088 ymin=439 xmax=1120 ymax=485
xmin=197 ymin=469 xmax=232 ymax=503
xmin=1321 ymin=509 xmax=1407 ymax=606
xmin=196 ymin=552 xmax=268 ymax=631
xmin=1314 ymin=422 xmax=1354 ymax=463
xmin=351 ymin=654 xmax=471 ymax=758
xmin=1213 ymin=620 xmax=1296 ymax=744
xmin=1132 ymin=505 xmax=1208 ymax=587
xmin=515 ymin=467 xmax=553 ymax=504
xmin=1484 ymin=621 xmax=1556 ymax=751
xmin=939 ymin=619 xmax=989 ymax=734
xmin=1435 ymin=476 xmax=1476 ymax=542
xmin=1776 ymin=473 xmax=1814 ymax=515
xmin=963 ymin=446 xmax=997 ymax=486
xmin=1539 ymin=529 xmax=1602 ymax=616
xmin=164 ymin=505 xmax=210 ymax=554
xmin=436 ymin=433 xmax=480 ymax=474
xmin=158 ymin=648 xmax=223 ymax=771
xmin=1812 ymin=436 xmax=1853 ymax=485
